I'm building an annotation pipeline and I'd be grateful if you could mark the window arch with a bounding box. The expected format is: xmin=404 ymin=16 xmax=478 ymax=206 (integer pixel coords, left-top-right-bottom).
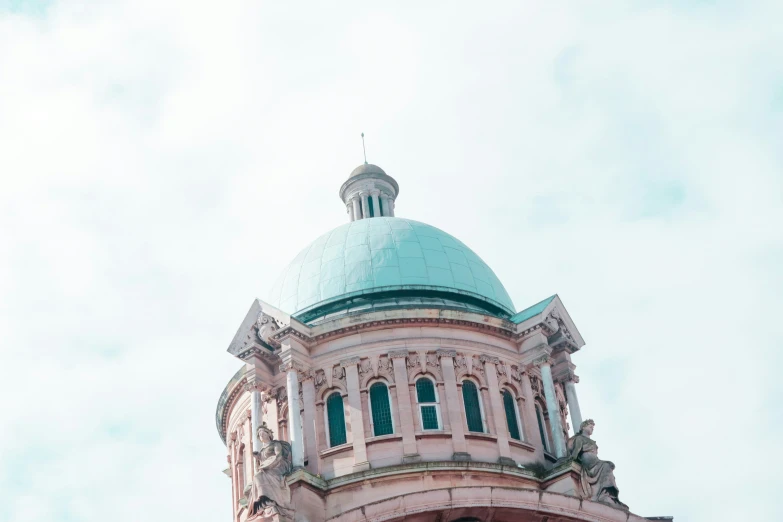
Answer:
xmin=535 ymin=402 xmax=551 ymax=452
xmin=369 ymin=382 xmax=394 ymax=436
xmin=415 ymin=376 xmax=441 ymax=430
xmin=461 ymin=380 xmax=485 ymax=433
xmin=325 ymin=392 xmax=347 ymax=447
xmin=502 ymin=389 xmax=522 ymax=441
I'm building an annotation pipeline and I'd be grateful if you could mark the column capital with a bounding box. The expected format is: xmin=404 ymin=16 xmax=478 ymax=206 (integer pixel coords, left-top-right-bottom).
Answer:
xmin=436 ymin=349 xmax=457 ymax=358
xmin=532 ymin=354 xmax=551 ymax=367
xmin=389 ymin=349 xmax=409 ymax=359
xmin=479 ymin=354 xmax=500 ymax=365
xmin=279 ymin=360 xmax=308 ymax=374
xmin=554 ymin=370 xmax=579 ymax=384
xmin=339 ymin=356 xmax=361 ymax=367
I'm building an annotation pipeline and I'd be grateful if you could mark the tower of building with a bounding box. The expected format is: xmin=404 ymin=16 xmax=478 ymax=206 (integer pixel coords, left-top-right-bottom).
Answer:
xmin=216 ymin=162 xmax=670 ymax=522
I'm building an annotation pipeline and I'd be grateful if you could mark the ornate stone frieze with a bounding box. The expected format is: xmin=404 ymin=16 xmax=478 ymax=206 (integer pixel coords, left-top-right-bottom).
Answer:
xmin=406 ymin=352 xmax=420 ymax=368
xmin=496 ymin=362 xmax=507 ymax=378
xmin=510 ymin=365 xmax=522 ymax=382
xmin=389 ymin=349 xmax=409 ymax=359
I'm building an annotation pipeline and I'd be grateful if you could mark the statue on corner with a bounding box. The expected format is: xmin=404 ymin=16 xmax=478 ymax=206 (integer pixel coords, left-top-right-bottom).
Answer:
xmin=567 ymin=419 xmax=628 ymax=509
xmin=248 ymin=423 xmax=294 ymax=519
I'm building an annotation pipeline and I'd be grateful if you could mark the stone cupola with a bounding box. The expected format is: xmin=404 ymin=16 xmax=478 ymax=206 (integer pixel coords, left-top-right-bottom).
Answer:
xmin=339 ymin=163 xmax=399 ymax=221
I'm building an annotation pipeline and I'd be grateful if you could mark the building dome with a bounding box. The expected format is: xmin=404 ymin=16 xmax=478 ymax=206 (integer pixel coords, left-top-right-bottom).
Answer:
xmin=349 ymin=163 xmax=387 ymax=178
xmin=269 ymin=217 xmax=515 ymax=319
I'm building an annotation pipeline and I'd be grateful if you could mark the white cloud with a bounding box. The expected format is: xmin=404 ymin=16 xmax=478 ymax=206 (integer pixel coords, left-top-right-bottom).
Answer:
xmin=1 ymin=1 xmax=781 ymax=521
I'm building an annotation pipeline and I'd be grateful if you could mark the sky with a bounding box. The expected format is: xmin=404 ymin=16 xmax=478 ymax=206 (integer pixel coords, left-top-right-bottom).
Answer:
xmin=1 ymin=1 xmax=782 ymax=521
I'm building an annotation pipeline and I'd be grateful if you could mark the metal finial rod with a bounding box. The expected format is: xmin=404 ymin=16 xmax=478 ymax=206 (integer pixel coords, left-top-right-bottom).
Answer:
xmin=361 ymin=132 xmax=367 ymax=164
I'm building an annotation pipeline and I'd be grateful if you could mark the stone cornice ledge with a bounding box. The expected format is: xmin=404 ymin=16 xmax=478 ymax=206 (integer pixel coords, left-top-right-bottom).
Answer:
xmin=325 ymin=460 xmax=537 ymax=490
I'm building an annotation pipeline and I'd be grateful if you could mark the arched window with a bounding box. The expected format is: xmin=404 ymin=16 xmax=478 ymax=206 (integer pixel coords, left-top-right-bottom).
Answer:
xmin=369 ymin=382 xmax=394 ymax=436
xmin=415 ymin=377 xmax=441 ymax=430
xmin=461 ymin=380 xmax=484 ymax=433
xmin=535 ymin=403 xmax=551 ymax=452
xmin=502 ymin=390 xmax=522 ymax=441
xmin=326 ymin=392 xmax=347 ymax=447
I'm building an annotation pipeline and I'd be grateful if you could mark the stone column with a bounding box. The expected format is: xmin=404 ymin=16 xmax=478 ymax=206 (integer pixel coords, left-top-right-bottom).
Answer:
xmin=519 ymin=372 xmax=544 ymax=448
xmin=351 ymin=197 xmax=362 ymax=221
xmin=284 ymin=364 xmax=305 ymax=468
xmin=390 ymin=350 xmax=419 ymax=461
xmin=438 ymin=350 xmax=469 ymax=460
xmin=250 ymin=387 xmax=263 ymax=453
xmin=380 ymin=194 xmax=390 ymax=217
xmin=565 ymin=377 xmax=582 ymax=433
xmin=536 ymin=355 xmax=566 ymax=458
xmin=301 ymin=375 xmax=319 ymax=475
xmin=347 ymin=202 xmax=355 ymax=222
xmin=370 ymin=190 xmax=381 ymax=218
xmin=342 ymin=357 xmax=370 ymax=471
xmin=389 ymin=199 xmax=395 ymax=217
xmin=482 ymin=355 xmax=513 ymax=464
xmin=359 ymin=192 xmax=369 ymax=220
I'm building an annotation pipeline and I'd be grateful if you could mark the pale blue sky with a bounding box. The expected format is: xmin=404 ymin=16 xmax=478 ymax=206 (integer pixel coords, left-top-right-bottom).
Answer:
xmin=1 ymin=2 xmax=782 ymax=521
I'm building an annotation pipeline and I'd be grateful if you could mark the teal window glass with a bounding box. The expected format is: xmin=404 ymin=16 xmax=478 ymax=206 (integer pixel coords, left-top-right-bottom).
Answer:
xmin=416 ymin=378 xmax=439 ymax=430
xmin=461 ymin=380 xmax=484 ymax=432
xmin=416 ymin=378 xmax=436 ymax=402
xmin=326 ymin=392 xmax=347 ymax=447
xmin=369 ymin=382 xmax=394 ymax=436
xmin=536 ymin=404 xmax=549 ymax=452
xmin=503 ymin=390 xmax=521 ymax=440
xmin=420 ymin=405 xmax=439 ymax=430
xmin=368 ymin=196 xmax=374 ymax=217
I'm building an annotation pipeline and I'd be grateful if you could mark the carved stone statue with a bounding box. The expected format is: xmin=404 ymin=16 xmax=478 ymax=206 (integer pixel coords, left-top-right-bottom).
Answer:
xmin=248 ymin=424 xmax=294 ymax=519
xmin=566 ymin=419 xmax=628 ymax=509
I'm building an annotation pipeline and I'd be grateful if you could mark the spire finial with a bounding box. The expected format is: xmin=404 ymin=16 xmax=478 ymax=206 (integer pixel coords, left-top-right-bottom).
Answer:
xmin=361 ymin=132 xmax=368 ymax=164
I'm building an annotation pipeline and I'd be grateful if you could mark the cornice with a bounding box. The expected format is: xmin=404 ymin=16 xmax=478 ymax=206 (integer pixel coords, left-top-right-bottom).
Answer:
xmin=312 ymin=316 xmax=516 ymax=344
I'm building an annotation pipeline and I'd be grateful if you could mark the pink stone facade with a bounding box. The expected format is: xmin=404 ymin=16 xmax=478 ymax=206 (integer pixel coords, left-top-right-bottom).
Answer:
xmin=216 ymin=298 xmax=658 ymax=522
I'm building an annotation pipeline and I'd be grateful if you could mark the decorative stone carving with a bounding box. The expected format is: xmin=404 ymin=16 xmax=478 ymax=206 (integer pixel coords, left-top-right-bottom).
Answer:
xmin=332 ymin=365 xmax=346 ymax=382
xmin=376 ymin=355 xmax=394 ymax=383
xmin=426 ymin=353 xmax=439 ymax=369
xmin=406 ymin=352 xmax=420 ymax=368
xmin=479 ymin=354 xmax=500 ymax=365
xmin=388 ymin=349 xmax=408 ymax=359
xmin=496 ymin=362 xmax=507 ymax=378
xmin=248 ymin=423 xmax=295 ymax=519
xmin=359 ymin=358 xmax=373 ymax=376
xmin=567 ymin=420 xmax=628 ymax=509
xmin=454 ymin=353 xmax=468 ymax=377
xmin=530 ymin=375 xmax=543 ymax=396
xmin=471 ymin=355 xmax=485 ymax=375
xmin=436 ymin=349 xmax=457 ymax=358
xmin=509 ymin=365 xmax=522 ymax=382
xmin=314 ymin=369 xmax=326 ymax=391
xmin=256 ymin=307 xmax=280 ymax=343
xmin=276 ymin=386 xmax=287 ymax=412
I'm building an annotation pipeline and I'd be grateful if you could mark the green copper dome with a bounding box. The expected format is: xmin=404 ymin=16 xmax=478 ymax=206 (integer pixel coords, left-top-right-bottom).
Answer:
xmin=269 ymin=217 xmax=515 ymax=319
